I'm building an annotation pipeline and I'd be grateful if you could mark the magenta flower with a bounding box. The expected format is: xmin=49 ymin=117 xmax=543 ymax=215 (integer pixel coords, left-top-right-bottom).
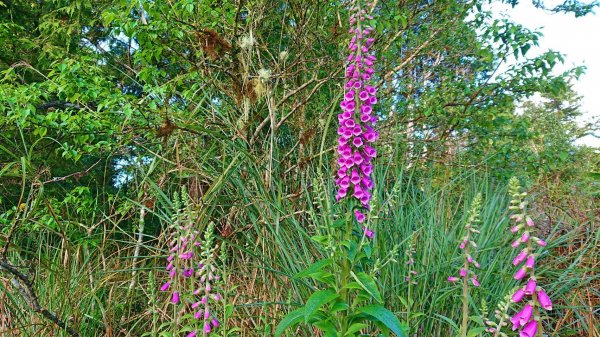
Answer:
xmin=537 ymin=289 xmax=553 ymax=310
xmin=526 ymin=217 xmax=535 ymax=227
xmin=160 ymin=282 xmax=170 ymax=291
xmin=524 ymin=279 xmax=536 ymax=295
xmin=510 ymin=304 xmax=533 ymax=329
xmin=525 ymin=255 xmax=535 ymax=269
xmin=514 ymin=267 xmax=527 ymax=280
xmin=362 ymin=226 xmax=374 ymax=239
xmin=172 ymin=291 xmax=180 ymax=304
xmin=520 ymin=320 xmax=538 ymax=337
xmin=513 ymin=249 xmax=528 ymax=266
xmin=448 ymin=276 xmax=458 ymax=282
xmin=512 ymin=288 xmax=525 ymax=302
xmin=355 ymin=210 xmax=366 ymax=223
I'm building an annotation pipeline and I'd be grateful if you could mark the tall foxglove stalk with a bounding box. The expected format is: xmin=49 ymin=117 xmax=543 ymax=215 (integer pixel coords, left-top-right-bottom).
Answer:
xmin=448 ymin=194 xmax=483 ymax=337
xmin=506 ymin=178 xmax=551 ymax=337
xmin=335 ymin=0 xmax=379 ymax=237
xmin=276 ymin=2 xmax=405 ymax=337
xmin=159 ymin=196 xmax=223 ymax=337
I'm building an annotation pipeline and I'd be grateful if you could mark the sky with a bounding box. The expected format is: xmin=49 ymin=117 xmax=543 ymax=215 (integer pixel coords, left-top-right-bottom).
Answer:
xmin=492 ymin=1 xmax=600 ymax=147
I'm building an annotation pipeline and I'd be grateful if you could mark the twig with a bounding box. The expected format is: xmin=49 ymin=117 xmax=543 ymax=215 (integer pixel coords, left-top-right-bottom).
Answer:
xmin=42 ymin=159 xmax=101 ymax=184
xmin=0 ymin=259 xmax=80 ymax=337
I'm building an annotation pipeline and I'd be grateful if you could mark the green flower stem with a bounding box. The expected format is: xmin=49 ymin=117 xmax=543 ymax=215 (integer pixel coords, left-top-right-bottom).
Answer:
xmin=461 ymin=240 xmax=470 ymax=337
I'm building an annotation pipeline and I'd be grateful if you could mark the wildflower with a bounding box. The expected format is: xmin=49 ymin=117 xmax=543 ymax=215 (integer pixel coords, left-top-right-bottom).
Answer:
xmin=362 ymin=226 xmax=374 ymax=238
xmin=510 ymin=304 xmax=533 ymax=329
xmin=512 ymin=288 xmax=525 ymax=303
xmin=336 ymin=0 xmax=379 ymax=228
xmin=448 ymin=195 xmax=483 ymax=336
xmin=537 ymin=289 xmax=553 ymax=310
xmin=160 ymin=282 xmax=170 ymax=291
xmin=520 ymin=320 xmax=538 ymax=337
xmin=160 ymin=210 xmax=224 ymax=336
xmin=512 ymin=249 xmax=528 ymax=266
xmin=506 ymin=177 xmax=553 ymax=337
xmin=524 ymin=279 xmax=536 ymax=295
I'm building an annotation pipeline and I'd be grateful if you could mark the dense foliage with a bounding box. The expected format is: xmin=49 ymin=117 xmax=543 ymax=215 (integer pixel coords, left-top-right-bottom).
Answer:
xmin=1 ymin=0 xmax=598 ymax=336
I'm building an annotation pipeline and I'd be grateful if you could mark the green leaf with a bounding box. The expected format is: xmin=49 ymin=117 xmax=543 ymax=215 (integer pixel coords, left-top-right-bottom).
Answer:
xmin=357 ymin=305 xmax=406 ymax=337
xmin=467 ymin=327 xmax=487 ymax=337
xmin=330 ymin=300 xmax=349 ymax=313
xmin=294 ymin=258 xmax=332 ymax=279
xmin=314 ymin=320 xmax=338 ymax=337
xmin=345 ymin=323 xmax=368 ymax=335
xmin=351 ymin=272 xmax=383 ymax=303
xmin=275 ymin=308 xmax=305 ymax=337
xmin=304 ymin=289 xmax=339 ymax=322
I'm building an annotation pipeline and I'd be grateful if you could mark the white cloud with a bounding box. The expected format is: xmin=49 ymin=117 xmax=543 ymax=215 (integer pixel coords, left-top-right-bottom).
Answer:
xmin=492 ymin=1 xmax=600 ymax=147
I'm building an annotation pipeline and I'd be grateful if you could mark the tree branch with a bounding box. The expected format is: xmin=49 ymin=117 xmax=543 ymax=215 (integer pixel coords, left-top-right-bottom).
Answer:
xmin=0 ymin=259 xmax=80 ymax=337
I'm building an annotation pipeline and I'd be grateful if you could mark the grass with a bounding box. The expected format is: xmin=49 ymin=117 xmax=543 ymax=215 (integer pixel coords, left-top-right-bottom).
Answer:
xmin=1 ymin=148 xmax=598 ymax=337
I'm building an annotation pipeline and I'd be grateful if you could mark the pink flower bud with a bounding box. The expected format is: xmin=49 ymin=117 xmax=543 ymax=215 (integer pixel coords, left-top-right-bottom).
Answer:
xmin=460 ymin=268 xmax=467 ymax=277
xmin=537 ymin=288 xmax=552 ymax=310
xmin=362 ymin=227 xmax=374 ymax=238
xmin=524 ymin=279 xmax=536 ymax=295
xmin=160 ymin=282 xmax=170 ymax=291
xmin=448 ymin=276 xmax=458 ymax=283
xmin=513 ymin=249 xmax=528 ymax=266
xmin=355 ymin=210 xmax=366 ymax=223
xmin=525 ymin=255 xmax=535 ymax=269
xmin=514 ymin=268 xmax=527 ymax=280
xmin=511 ymin=288 xmax=525 ymax=302
xmin=526 ymin=217 xmax=535 ymax=227
xmin=172 ymin=291 xmax=180 ymax=304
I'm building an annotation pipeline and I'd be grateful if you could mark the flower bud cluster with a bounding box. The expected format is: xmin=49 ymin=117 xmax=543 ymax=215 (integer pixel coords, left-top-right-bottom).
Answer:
xmin=506 ymin=178 xmax=552 ymax=337
xmin=448 ymin=194 xmax=483 ymax=287
xmin=335 ymin=0 xmax=379 ymax=238
xmin=160 ymin=220 xmax=223 ymax=336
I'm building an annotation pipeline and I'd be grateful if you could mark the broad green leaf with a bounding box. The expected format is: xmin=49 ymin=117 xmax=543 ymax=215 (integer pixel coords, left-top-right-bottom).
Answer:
xmin=357 ymin=305 xmax=406 ymax=337
xmin=275 ymin=308 xmax=305 ymax=337
xmin=314 ymin=320 xmax=338 ymax=337
xmin=294 ymin=259 xmax=332 ymax=279
xmin=330 ymin=300 xmax=349 ymax=313
xmin=304 ymin=289 xmax=339 ymax=322
xmin=345 ymin=323 xmax=368 ymax=335
xmin=467 ymin=327 xmax=487 ymax=337
xmin=351 ymin=272 xmax=383 ymax=303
